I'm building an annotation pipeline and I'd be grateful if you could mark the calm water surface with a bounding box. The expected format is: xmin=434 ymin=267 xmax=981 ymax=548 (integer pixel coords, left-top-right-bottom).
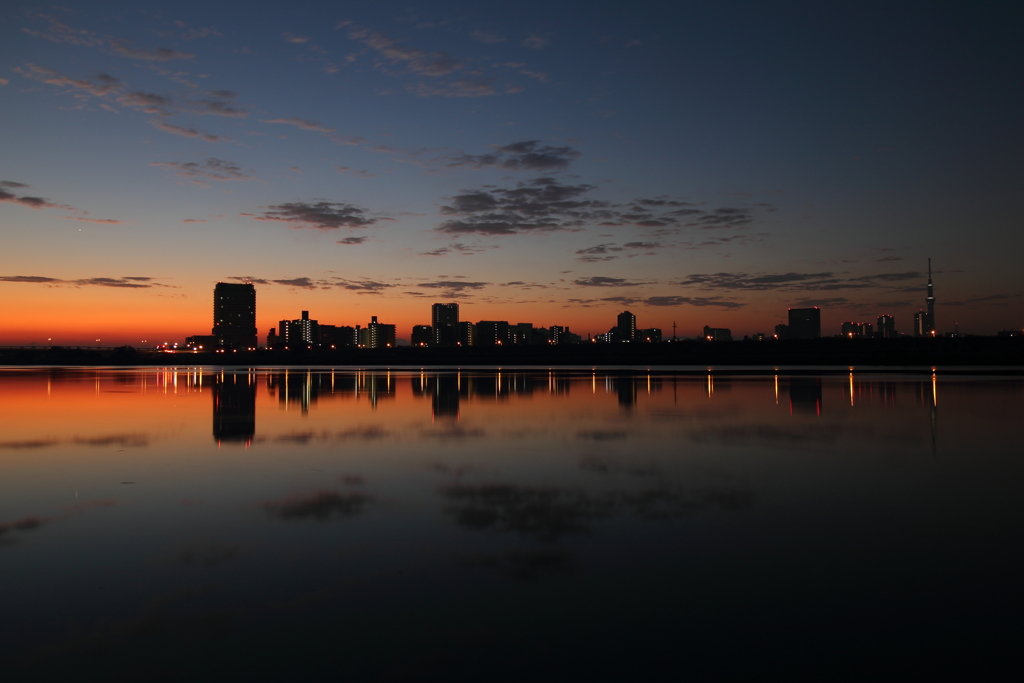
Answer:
xmin=1 ymin=367 xmax=1021 ymax=680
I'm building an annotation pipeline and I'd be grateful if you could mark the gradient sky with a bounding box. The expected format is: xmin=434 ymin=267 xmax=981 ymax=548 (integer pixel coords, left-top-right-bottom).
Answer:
xmin=2 ymin=0 xmax=1021 ymax=345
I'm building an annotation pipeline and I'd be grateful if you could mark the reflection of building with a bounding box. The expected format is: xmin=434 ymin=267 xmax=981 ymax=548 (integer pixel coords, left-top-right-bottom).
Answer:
xmin=432 ymin=373 xmax=460 ymax=419
xmin=432 ymin=303 xmax=459 ymax=347
xmin=268 ymin=370 xmax=320 ymax=413
xmin=212 ymin=282 xmax=257 ymax=349
xmin=787 ymin=307 xmax=821 ymax=339
xmin=614 ymin=376 xmax=637 ymax=407
xmin=266 ymin=370 xmax=395 ymax=411
xmin=213 ymin=372 xmax=256 ymax=443
xmin=788 ymin=378 xmax=822 ymax=415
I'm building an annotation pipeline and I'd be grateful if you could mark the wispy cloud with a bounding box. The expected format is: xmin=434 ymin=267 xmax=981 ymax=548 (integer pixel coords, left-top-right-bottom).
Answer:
xmin=263 ymin=117 xmax=335 ymax=133
xmin=448 ymin=140 xmax=580 ymax=171
xmin=332 ymin=278 xmax=393 ymax=294
xmin=108 ymin=40 xmax=194 ymax=62
xmin=23 ymin=16 xmax=194 ymax=61
xmin=0 ymin=275 xmax=170 ymax=288
xmin=437 ymin=178 xmax=610 ymax=235
xmin=150 ymin=120 xmax=225 ymax=142
xmin=573 ymin=276 xmax=647 ymax=287
xmin=414 ymin=280 xmax=490 ymax=297
xmin=263 ymin=118 xmax=366 ymax=146
xmin=60 ymin=216 xmax=123 ymax=224
xmin=574 ymin=241 xmax=663 ymax=262
xmin=0 ymin=186 xmax=68 ymax=210
xmin=272 ymin=277 xmax=320 ymax=289
xmin=675 ymin=270 xmax=924 ymax=292
xmin=151 ymin=158 xmax=256 ymax=184
xmin=470 ymin=30 xmax=506 ymax=44
xmin=348 ymin=27 xmax=462 ymax=76
xmin=436 ymin=181 xmax=763 ymax=237
xmin=406 ymin=77 xmax=498 ymax=98
xmin=641 ymin=296 xmax=744 ymax=309
xmin=334 ymin=166 xmax=376 ymax=179
xmin=419 ymin=243 xmax=495 ymax=256
xmin=16 ymin=63 xmax=239 ymax=141
xmin=250 ymin=200 xmax=380 ymax=231
xmin=14 ymin=63 xmax=121 ymax=97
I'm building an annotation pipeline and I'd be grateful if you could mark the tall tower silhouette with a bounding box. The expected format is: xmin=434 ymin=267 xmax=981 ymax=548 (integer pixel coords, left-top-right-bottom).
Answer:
xmin=926 ymin=258 xmax=935 ymax=334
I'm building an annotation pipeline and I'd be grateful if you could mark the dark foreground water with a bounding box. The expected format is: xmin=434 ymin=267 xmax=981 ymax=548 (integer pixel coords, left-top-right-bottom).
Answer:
xmin=1 ymin=367 xmax=1021 ymax=680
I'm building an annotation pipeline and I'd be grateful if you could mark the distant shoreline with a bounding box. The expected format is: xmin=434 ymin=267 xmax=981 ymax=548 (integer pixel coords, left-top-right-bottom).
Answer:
xmin=1 ymin=336 xmax=1021 ymax=367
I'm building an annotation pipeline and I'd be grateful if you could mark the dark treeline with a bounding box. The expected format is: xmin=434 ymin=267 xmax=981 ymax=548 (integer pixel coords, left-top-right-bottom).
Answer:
xmin=1 ymin=336 xmax=1022 ymax=366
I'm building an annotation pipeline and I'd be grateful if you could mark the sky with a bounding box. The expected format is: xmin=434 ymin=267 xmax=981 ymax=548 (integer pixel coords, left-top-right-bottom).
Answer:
xmin=1 ymin=0 xmax=1022 ymax=346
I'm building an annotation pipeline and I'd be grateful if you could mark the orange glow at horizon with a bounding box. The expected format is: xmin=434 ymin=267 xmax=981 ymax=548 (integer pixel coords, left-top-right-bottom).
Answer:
xmin=3 ymin=283 xmax=736 ymax=345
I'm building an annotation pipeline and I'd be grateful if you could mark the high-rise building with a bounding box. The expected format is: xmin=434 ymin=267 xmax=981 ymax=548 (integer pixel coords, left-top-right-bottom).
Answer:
xmin=296 ymin=311 xmax=316 ymax=345
xmin=917 ymin=259 xmax=936 ymax=336
xmin=703 ymin=325 xmax=732 ymax=341
xmin=365 ymin=316 xmax=395 ymax=348
xmin=841 ymin=322 xmax=872 ymax=337
xmin=457 ymin=321 xmax=474 ymax=346
xmin=787 ymin=307 xmax=821 ymax=339
xmin=279 ymin=310 xmax=319 ymax=348
xmin=512 ymin=323 xmax=534 ymax=345
xmin=319 ymin=324 xmax=356 ymax=348
xmin=475 ymin=321 xmax=509 ymax=346
xmin=411 ymin=325 xmax=432 ymax=347
xmin=617 ymin=311 xmax=637 ymax=342
xmin=914 ymin=311 xmax=928 ymax=337
xmin=638 ymin=328 xmax=662 ymax=343
xmin=212 ymin=282 xmax=257 ymax=349
xmin=876 ymin=315 xmax=897 ymax=338
xmin=432 ymin=303 xmax=459 ymax=347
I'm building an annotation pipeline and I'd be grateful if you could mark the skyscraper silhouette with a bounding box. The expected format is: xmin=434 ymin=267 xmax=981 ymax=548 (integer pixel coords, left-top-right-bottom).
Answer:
xmin=432 ymin=303 xmax=459 ymax=346
xmin=213 ymin=282 xmax=257 ymax=349
xmin=925 ymin=258 xmax=936 ymax=335
xmin=787 ymin=307 xmax=821 ymax=339
xmin=915 ymin=260 xmax=936 ymax=337
xmin=617 ymin=311 xmax=636 ymax=341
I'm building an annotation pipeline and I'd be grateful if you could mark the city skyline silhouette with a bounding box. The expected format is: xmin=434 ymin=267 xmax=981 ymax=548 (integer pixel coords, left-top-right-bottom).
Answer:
xmin=2 ymin=2 xmax=1021 ymax=346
